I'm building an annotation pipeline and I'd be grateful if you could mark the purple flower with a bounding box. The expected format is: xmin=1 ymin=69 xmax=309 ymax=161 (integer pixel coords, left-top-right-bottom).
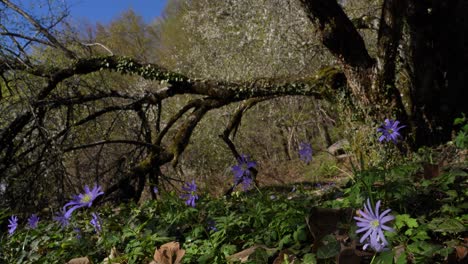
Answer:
xmin=354 ymin=199 xmax=395 ymax=252
xmin=180 ymin=180 xmax=199 ymax=207
xmin=53 ymin=209 xmax=70 ymax=228
xmin=90 ymin=212 xmax=102 ymax=233
xmin=8 ymin=215 xmax=18 ymax=235
xmin=28 ymin=214 xmax=39 ymax=229
xmin=63 ymin=184 xmax=104 ymax=218
xmin=298 ymin=142 xmax=313 ymax=164
xmin=153 ymin=186 xmax=159 ymax=194
xmin=377 ymin=119 xmax=405 ymax=144
xmin=231 ymin=154 xmax=257 ymax=190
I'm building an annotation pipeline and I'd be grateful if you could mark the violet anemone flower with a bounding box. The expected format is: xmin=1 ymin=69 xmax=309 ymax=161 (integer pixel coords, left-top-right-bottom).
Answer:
xmin=377 ymin=119 xmax=405 ymax=144
xmin=63 ymin=184 xmax=104 ymax=218
xmin=8 ymin=215 xmax=18 ymax=235
xmin=28 ymin=214 xmax=39 ymax=229
xmin=298 ymin=142 xmax=313 ymax=164
xmin=180 ymin=180 xmax=199 ymax=207
xmin=231 ymin=154 xmax=257 ymax=190
xmin=354 ymin=199 xmax=395 ymax=252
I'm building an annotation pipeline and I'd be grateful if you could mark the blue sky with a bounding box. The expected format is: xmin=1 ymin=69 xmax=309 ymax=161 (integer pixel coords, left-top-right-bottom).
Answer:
xmin=68 ymin=0 xmax=168 ymax=24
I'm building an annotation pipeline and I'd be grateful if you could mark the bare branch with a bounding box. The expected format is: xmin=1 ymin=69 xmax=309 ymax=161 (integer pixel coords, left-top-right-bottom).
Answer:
xmin=220 ymin=98 xmax=266 ymax=196
xmin=220 ymin=97 xmax=272 ymax=158
xmin=0 ymin=0 xmax=76 ymax=58
xmin=155 ymin=99 xmax=205 ymax=145
xmin=0 ymin=31 xmax=52 ymax=46
xmin=169 ymin=98 xmax=227 ymax=166
xmin=63 ymin=140 xmax=160 ymax=152
xmin=80 ymin=42 xmax=114 ymax=56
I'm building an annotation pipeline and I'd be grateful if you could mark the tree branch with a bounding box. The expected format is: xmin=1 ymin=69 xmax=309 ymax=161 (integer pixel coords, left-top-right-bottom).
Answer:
xmin=0 ymin=0 xmax=76 ymax=58
xmin=63 ymin=140 xmax=160 ymax=152
xmin=220 ymin=98 xmax=266 ymax=196
xmin=169 ymin=98 xmax=228 ymax=166
xmin=220 ymin=97 xmax=272 ymax=158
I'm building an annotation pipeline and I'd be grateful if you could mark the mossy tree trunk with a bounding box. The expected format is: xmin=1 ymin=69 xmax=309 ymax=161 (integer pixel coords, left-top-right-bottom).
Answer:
xmin=406 ymin=0 xmax=468 ymax=147
xmin=299 ymin=0 xmax=467 ymax=148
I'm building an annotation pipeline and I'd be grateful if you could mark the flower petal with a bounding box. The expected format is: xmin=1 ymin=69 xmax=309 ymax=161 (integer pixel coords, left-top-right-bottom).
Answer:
xmin=379 ymin=209 xmax=392 ymax=219
xmin=375 ymin=200 xmax=381 ymax=218
xmin=359 ymin=228 xmax=374 ymax=243
xmin=377 ymin=228 xmax=389 ymax=246
xmin=357 ymin=226 xmax=371 ymax=234
xmin=356 ymin=221 xmax=371 ymax=227
xmin=381 ymin=225 xmax=395 ymax=232
xmin=379 ymin=215 xmax=395 ymax=224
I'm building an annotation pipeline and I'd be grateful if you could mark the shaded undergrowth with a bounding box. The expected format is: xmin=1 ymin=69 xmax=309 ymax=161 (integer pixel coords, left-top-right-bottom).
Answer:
xmin=0 ymin=158 xmax=466 ymax=263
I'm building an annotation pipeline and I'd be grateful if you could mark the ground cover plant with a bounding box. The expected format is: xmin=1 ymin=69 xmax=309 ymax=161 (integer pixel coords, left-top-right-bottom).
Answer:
xmin=1 ymin=119 xmax=466 ymax=263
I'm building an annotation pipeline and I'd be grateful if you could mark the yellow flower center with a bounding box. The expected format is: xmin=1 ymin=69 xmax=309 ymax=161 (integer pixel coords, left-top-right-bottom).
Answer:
xmin=371 ymin=219 xmax=380 ymax=229
xmin=81 ymin=194 xmax=92 ymax=203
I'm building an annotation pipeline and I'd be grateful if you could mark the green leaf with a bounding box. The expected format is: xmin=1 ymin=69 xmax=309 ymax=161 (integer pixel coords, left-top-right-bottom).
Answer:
xmin=301 ymin=253 xmax=317 ymax=264
xmin=440 ymin=204 xmax=461 ymax=215
xmin=411 ymin=230 xmax=430 ymax=242
xmin=316 ymin=235 xmax=340 ymax=259
xmin=437 ymin=247 xmax=454 ymax=258
xmin=445 ymin=190 xmax=458 ymax=199
xmin=395 ymin=214 xmax=418 ymax=229
xmin=427 ymin=218 xmax=466 ymax=233
xmin=249 ymin=247 xmax=270 ymax=263
xmin=407 ymin=241 xmax=442 ymax=257
xmin=197 ymin=253 xmax=214 ymax=264
xmin=454 ymin=116 xmax=466 ymax=125
xmin=395 ymin=250 xmax=407 ymax=264
xmin=221 ymin=244 xmax=237 ymax=257
xmin=373 ymin=250 xmax=394 ymax=264
xmin=279 ymin=234 xmax=292 ymax=249
xmin=293 ymin=226 xmax=308 ymax=242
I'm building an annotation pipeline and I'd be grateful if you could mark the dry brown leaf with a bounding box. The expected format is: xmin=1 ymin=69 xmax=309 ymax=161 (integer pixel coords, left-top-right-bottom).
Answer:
xmin=67 ymin=257 xmax=91 ymax=264
xmin=226 ymin=245 xmax=277 ymax=263
xmin=153 ymin=241 xmax=185 ymax=264
xmin=226 ymin=245 xmax=260 ymax=263
xmin=103 ymin=247 xmax=121 ymax=264
xmin=423 ymin=163 xmax=440 ymax=179
xmin=455 ymin=245 xmax=468 ymax=260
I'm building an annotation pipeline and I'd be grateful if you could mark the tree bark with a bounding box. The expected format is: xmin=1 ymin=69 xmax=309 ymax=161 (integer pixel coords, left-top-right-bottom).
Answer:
xmin=299 ymin=0 xmax=466 ymax=148
xmin=299 ymin=0 xmax=376 ymax=105
xmin=406 ymin=0 xmax=468 ymax=146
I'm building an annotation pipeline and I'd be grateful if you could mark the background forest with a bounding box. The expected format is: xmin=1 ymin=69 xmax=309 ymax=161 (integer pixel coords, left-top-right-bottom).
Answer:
xmin=0 ymin=0 xmax=466 ymax=263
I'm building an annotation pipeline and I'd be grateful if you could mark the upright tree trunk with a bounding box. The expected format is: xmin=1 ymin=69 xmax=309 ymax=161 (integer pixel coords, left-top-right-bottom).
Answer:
xmin=406 ymin=0 xmax=468 ymax=147
xmin=300 ymin=0 xmax=467 ymax=149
